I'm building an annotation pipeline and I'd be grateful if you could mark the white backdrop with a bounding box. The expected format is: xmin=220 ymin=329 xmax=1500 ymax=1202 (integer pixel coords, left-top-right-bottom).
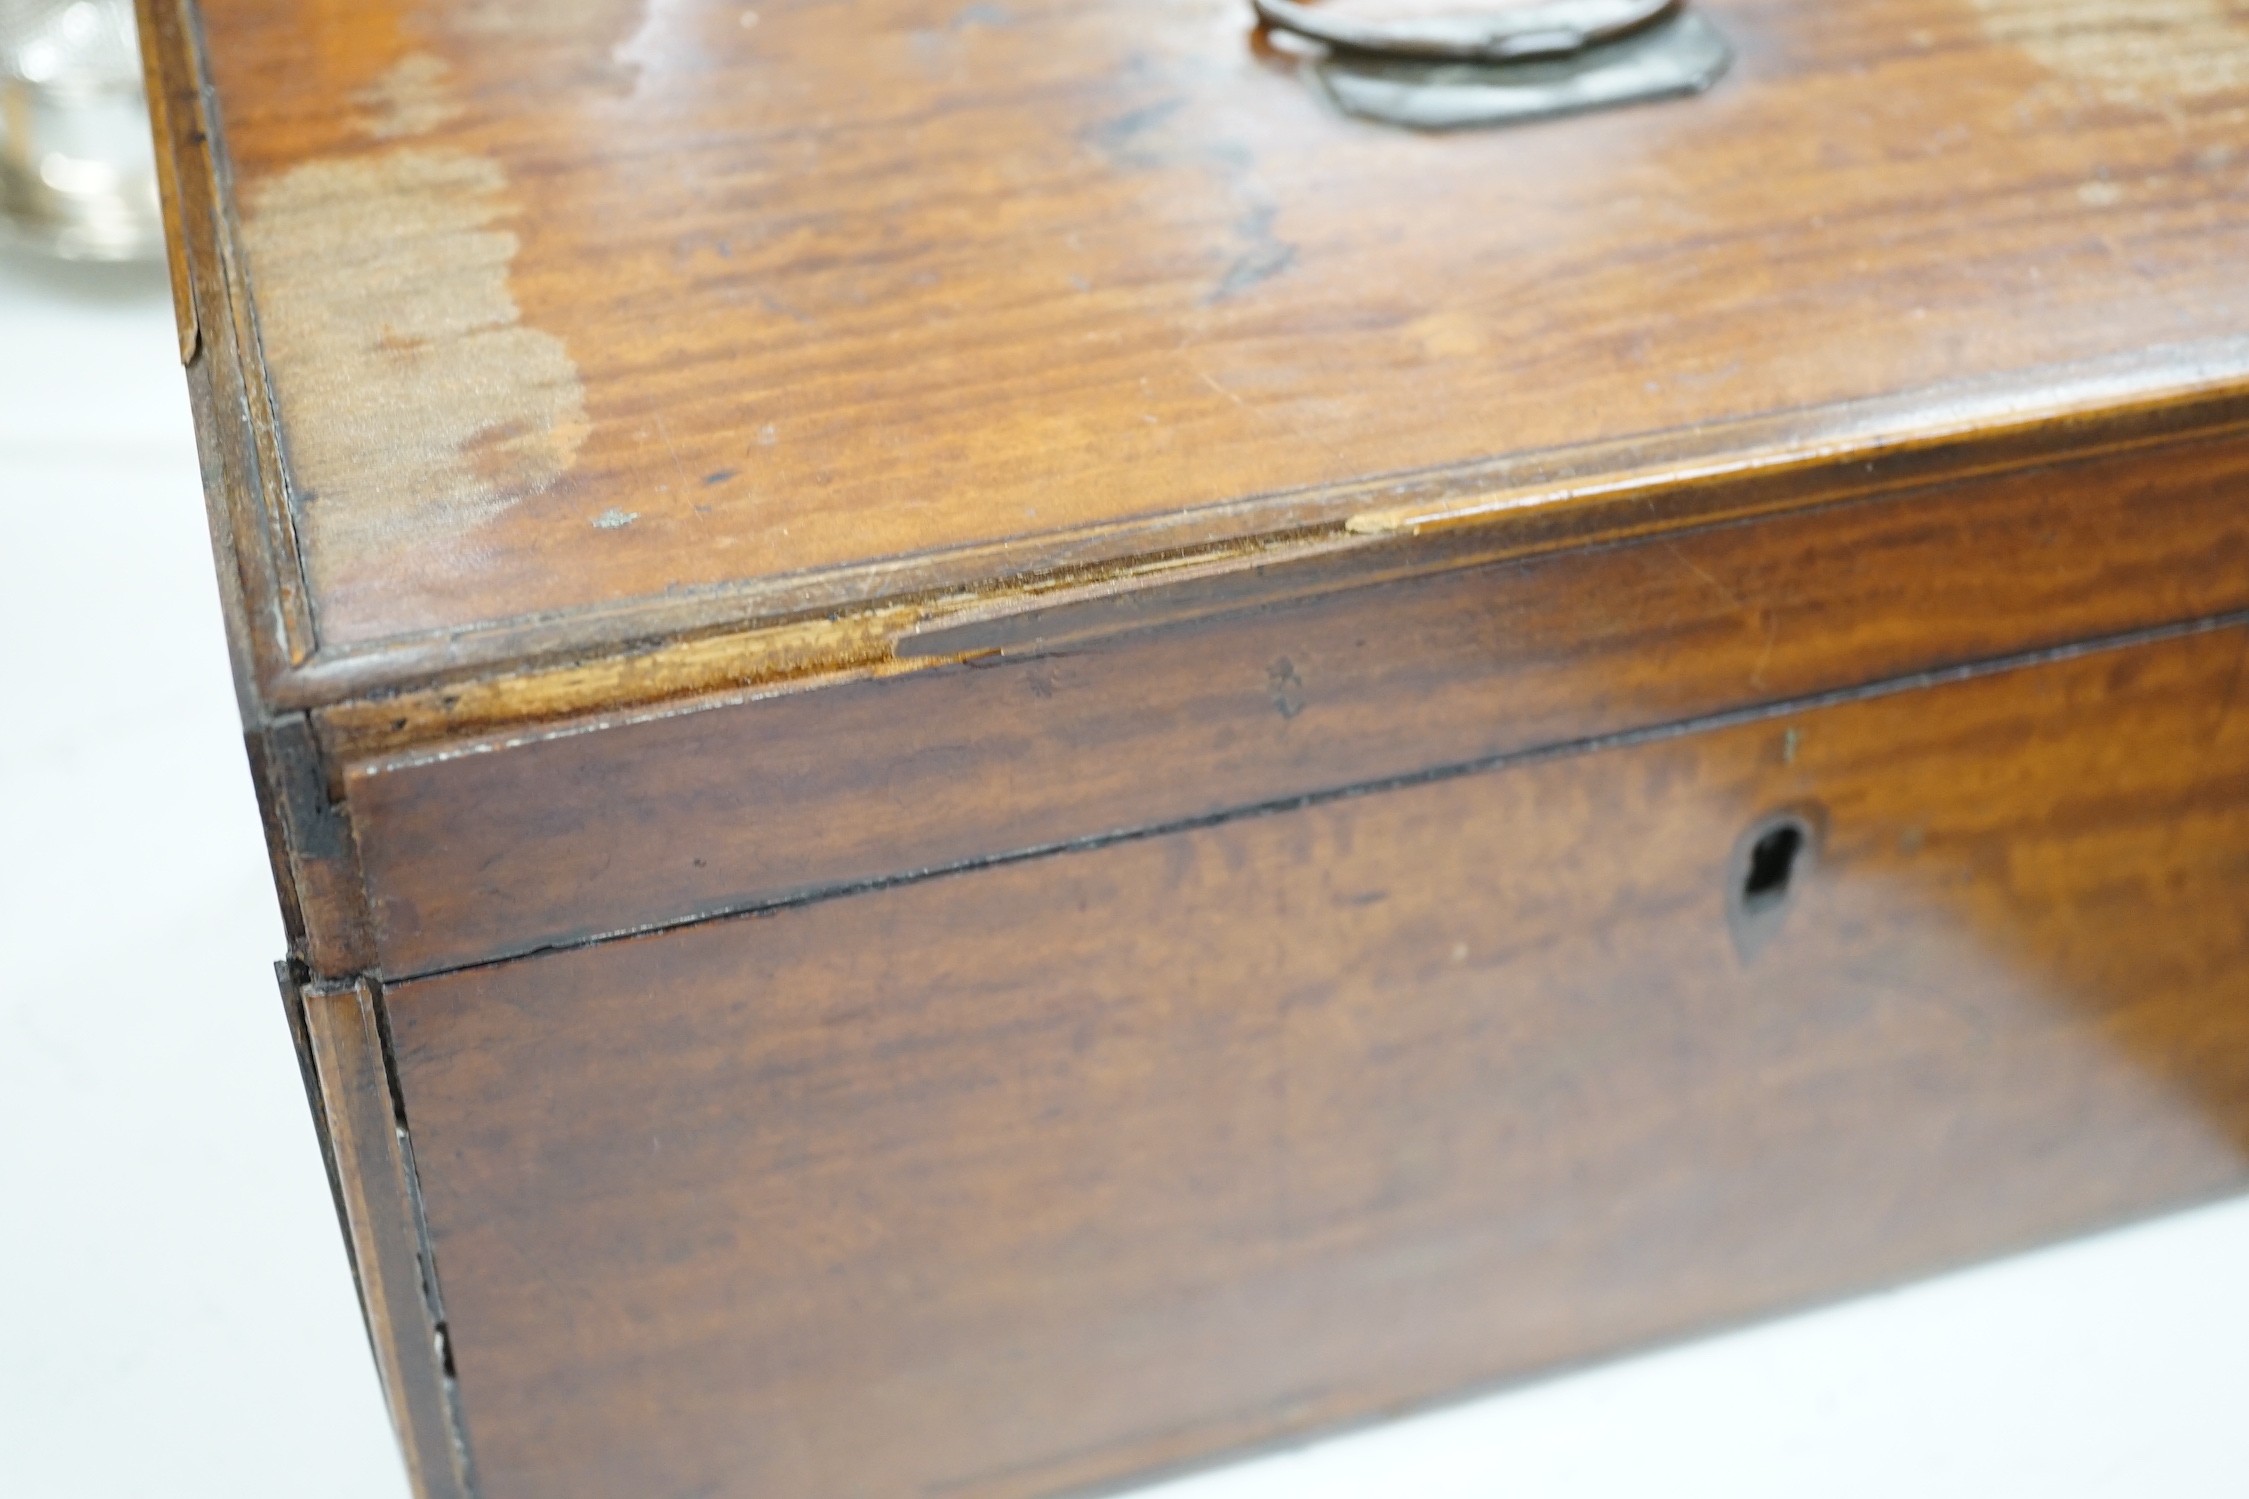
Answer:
xmin=2 ymin=245 xmax=2244 ymax=1499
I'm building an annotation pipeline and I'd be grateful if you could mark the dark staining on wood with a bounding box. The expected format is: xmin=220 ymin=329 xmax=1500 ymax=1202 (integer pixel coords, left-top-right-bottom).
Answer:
xmin=268 ymin=715 xmax=350 ymax=863
xmin=1267 ymin=656 xmax=1307 ymax=720
xmin=1079 ymin=96 xmax=1193 ymax=167
xmin=1208 ymin=202 xmax=1298 ymax=305
xmin=252 ymin=714 xmax=375 ymax=977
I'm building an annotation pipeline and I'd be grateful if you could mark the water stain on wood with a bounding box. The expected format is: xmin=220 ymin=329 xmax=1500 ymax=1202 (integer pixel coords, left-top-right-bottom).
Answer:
xmin=1973 ymin=0 xmax=2249 ymax=105
xmin=356 ymin=54 xmax=461 ymax=140
xmin=241 ymin=148 xmax=589 ymax=616
xmin=445 ymin=0 xmax=652 ymax=89
xmin=446 ymin=0 xmax=646 ymax=43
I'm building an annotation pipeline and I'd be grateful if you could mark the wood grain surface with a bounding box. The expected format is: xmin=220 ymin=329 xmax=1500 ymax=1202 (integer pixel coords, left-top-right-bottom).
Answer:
xmin=157 ymin=4 xmax=2249 ymax=1493
xmin=165 ymin=0 xmax=2249 ymax=682
xmin=385 ymin=622 xmax=2249 ymax=1499
xmin=345 ymin=429 xmax=2249 ymax=979
xmin=290 ymin=973 xmax=473 ymax=1499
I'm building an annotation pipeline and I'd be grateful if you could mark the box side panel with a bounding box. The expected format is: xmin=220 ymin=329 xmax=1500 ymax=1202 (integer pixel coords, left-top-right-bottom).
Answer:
xmin=349 ymin=431 xmax=2249 ymax=979
xmin=288 ymin=974 xmax=475 ymax=1499
xmin=385 ymin=624 xmax=2249 ymax=1499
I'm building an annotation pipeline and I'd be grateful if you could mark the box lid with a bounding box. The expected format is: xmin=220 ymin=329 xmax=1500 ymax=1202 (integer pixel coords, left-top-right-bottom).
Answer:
xmin=158 ymin=0 xmax=2249 ymax=712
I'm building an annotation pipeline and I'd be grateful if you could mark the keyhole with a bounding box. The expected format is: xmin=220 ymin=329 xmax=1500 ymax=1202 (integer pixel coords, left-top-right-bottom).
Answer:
xmin=1742 ymin=822 xmax=1804 ymax=910
xmin=1728 ymin=809 xmax=1820 ymax=961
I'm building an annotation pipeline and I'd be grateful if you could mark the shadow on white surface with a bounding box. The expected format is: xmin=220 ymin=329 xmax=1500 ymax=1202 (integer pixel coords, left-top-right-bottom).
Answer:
xmin=0 ymin=240 xmax=2243 ymax=1499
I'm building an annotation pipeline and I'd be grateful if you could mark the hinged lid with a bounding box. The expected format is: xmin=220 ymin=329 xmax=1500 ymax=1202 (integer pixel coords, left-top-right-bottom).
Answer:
xmin=158 ymin=0 xmax=2249 ymax=714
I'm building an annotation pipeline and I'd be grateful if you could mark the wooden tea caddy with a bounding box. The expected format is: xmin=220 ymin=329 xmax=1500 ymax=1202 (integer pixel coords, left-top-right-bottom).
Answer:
xmin=141 ymin=0 xmax=2249 ymax=1494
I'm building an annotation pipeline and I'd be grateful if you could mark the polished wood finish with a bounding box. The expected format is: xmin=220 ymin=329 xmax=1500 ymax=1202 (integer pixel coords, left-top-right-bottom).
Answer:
xmin=150 ymin=0 xmax=2249 ymax=703
xmin=288 ymin=972 xmax=472 ymax=1499
xmin=349 ymin=431 xmax=2249 ymax=979
xmin=387 ymin=625 xmax=2249 ymax=1499
xmin=149 ymin=1 xmax=2249 ymax=1495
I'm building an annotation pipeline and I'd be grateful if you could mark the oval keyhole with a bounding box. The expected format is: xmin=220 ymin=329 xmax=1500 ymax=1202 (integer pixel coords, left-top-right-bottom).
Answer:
xmin=1728 ymin=809 xmax=1820 ymax=961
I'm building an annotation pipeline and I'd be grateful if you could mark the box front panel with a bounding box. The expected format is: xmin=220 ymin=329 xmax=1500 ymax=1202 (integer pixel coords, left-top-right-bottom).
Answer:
xmin=348 ymin=432 xmax=2249 ymax=980
xmin=384 ymin=624 xmax=2249 ymax=1499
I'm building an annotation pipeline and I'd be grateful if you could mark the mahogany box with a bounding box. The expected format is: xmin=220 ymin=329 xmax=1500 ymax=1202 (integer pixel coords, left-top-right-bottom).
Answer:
xmin=142 ymin=0 xmax=2249 ymax=1494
